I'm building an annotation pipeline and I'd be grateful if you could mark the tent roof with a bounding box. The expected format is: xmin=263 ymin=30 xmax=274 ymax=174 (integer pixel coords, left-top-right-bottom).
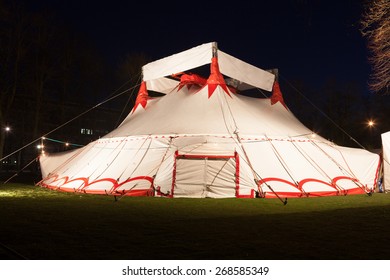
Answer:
xmin=107 ymin=84 xmax=317 ymax=139
xmin=142 ymin=42 xmax=275 ymax=92
xmin=108 ymin=42 xmax=313 ymax=139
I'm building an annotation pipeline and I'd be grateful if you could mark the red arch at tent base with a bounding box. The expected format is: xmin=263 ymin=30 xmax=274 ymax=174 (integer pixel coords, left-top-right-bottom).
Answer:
xmin=39 ymin=174 xmax=155 ymax=197
xmin=38 ymin=173 xmax=371 ymax=198
xmin=263 ymin=188 xmax=366 ymax=199
xmin=258 ymin=176 xmax=370 ymax=198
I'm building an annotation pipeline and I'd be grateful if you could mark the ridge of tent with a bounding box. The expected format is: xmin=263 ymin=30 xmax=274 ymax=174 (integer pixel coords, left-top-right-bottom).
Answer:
xmin=142 ymin=42 xmax=275 ymax=92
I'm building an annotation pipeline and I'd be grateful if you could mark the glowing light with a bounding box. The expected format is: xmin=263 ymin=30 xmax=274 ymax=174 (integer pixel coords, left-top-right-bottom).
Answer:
xmin=367 ymin=120 xmax=375 ymax=127
xmin=65 ymin=142 xmax=69 ymax=146
xmin=5 ymin=126 xmax=10 ymax=132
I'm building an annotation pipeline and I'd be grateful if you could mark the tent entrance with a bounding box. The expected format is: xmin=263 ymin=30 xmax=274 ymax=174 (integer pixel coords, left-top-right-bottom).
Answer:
xmin=173 ymin=153 xmax=238 ymax=198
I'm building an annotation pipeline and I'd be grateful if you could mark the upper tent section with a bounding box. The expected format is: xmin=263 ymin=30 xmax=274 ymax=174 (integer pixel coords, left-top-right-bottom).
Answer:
xmin=142 ymin=42 xmax=275 ymax=92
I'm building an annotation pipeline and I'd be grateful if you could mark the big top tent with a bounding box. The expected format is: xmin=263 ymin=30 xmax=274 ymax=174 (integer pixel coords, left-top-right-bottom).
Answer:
xmin=38 ymin=42 xmax=381 ymax=200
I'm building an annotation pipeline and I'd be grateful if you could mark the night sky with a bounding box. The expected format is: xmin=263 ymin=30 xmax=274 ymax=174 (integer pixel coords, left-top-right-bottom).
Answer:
xmin=22 ymin=0 xmax=370 ymax=91
xmin=12 ymin=0 xmax=389 ymax=149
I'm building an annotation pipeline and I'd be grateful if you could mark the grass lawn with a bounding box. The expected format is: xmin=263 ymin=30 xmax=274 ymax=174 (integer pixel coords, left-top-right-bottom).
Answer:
xmin=1 ymin=183 xmax=390 ymax=260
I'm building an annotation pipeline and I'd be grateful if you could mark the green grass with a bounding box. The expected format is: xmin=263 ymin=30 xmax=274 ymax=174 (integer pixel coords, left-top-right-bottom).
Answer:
xmin=1 ymin=183 xmax=390 ymax=260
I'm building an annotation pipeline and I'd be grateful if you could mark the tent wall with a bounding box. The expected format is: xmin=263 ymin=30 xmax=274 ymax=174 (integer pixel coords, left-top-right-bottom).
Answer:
xmin=382 ymin=132 xmax=390 ymax=192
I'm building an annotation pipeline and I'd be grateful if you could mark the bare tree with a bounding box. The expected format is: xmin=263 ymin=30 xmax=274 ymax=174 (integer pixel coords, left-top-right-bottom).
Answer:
xmin=360 ymin=0 xmax=390 ymax=93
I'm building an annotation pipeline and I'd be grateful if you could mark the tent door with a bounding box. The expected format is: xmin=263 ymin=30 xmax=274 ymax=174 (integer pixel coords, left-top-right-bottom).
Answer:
xmin=173 ymin=154 xmax=237 ymax=198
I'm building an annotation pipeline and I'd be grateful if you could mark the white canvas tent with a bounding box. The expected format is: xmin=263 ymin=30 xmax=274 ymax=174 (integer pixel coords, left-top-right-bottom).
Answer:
xmin=381 ymin=132 xmax=390 ymax=192
xmin=38 ymin=42 xmax=381 ymax=199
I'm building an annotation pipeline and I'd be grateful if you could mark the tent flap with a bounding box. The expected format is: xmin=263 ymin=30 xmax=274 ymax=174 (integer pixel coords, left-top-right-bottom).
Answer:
xmin=142 ymin=42 xmax=214 ymax=81
xmin=218 ymin=50 xmax=275 ymax=91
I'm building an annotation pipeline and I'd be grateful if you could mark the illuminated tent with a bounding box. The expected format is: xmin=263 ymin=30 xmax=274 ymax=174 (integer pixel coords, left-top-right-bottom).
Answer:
xmin=381 ymin=132 xmax=390 ymax=192
xmin=38 ymin=42 xmax=381 ymax=199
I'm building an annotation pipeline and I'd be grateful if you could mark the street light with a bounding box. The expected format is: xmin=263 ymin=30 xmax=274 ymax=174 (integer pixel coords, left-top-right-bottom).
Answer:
xmin=367 ymin=119 xmax=375 ymax=128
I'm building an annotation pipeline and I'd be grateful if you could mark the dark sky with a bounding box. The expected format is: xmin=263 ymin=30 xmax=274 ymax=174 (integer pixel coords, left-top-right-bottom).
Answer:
xmin=22 ymin=0 xmax=371 ymax=93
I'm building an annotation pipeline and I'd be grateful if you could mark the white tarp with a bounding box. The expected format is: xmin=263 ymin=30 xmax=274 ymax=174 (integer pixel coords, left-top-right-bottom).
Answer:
xmin=381 ymin=132 xmax=390 ymax=192
xmin=218 ymin=50 xmax=275 ymax=91
xmin=142 ymin=42 xmax=214 ymax=81
xmin=146 ymin=77 xmax=179 ymax=94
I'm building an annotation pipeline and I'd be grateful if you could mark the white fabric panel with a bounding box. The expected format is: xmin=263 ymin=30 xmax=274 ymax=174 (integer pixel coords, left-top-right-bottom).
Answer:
xmin=265 ymin=140 xmax=336 ymax=193
xmin=244 ymin=140 xmax=301 ymax=195
xmin=153 ymin=148 xmax=176 ymax=194
xmin=382 ymin=132 xmax=390 ymax=191
xmin=42 ymin=142 xmax=102 ymax=190
xmin=318 ymin=143 xmax=379 ymax=190
xmin=39 ymin=137 xmax=171 ymax=193
xmin=205 ymin=158 xmax=236 ymax=198
xmin=174 ymin=136 xmax=236 ymax=156
xmin=218 ymin=50 xmax=275 ymax=91
xmin=39 ymin=147 xmax=86 ymax=178
xmin=142 ymin=42 xmax=214 ymax=81
xmin=114 ymin=138 xmax=168 ymax=184
xmin=174 ymin=158 xmax=236 ymax=198
xmin=146 ymin=77 xmax=179 ymax=94
xmin=175 ymin=158 xmax=206 ymax=197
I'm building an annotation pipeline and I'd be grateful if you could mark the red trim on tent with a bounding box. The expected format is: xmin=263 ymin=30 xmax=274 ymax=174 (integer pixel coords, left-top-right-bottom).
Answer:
xmin=373 ymin=155 xmax=382 ymax=190
xmin=270 ymin=81 xmax=287 ymax=109
xmin=207 ymin=57 xmax=230 ymax=98
xmin=263 ymin=187 xmax=367 ymax=198
xmin=233 ymin=151 xmax=254 ymax=198
xmin=258 ymin=176 xmax=373 ymax=198
xmin=132 ymin=81 xmax=149 ymax=114
xmin=259 ymin=177 xmax=299 ymax=188
xmin=170 ymin=150 xmax=179 ymax=198
xmin=96 ymin=135 xmax=318 ymax=144
xmin=40 ymin=158 xmax=379 ymax=199
xmin=235 ymin=151 xmax=240 ymax=197
xmin=111 ymin=176 xmax=154 ymax=191
xmin=299 ymin=178 xmax=339 ymax=192
xmin=39 ymin=174 xmax=154 ymax=196
xmin=176 ymin=154 xmax=235 ymax=160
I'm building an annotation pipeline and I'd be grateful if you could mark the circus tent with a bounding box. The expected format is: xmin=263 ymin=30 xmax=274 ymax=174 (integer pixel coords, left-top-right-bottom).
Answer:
xmin=38 ymin=42 xmax=381 ymax=199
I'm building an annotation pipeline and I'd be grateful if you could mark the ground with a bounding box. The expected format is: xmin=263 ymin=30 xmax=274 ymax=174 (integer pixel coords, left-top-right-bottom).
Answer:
xmin=1 ymin=183 xmax=390 ymax=260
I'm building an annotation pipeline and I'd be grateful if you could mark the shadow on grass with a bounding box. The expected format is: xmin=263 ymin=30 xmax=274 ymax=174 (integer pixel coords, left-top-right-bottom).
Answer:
xmin=1 ymin=184 xmax=389 ymax=260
